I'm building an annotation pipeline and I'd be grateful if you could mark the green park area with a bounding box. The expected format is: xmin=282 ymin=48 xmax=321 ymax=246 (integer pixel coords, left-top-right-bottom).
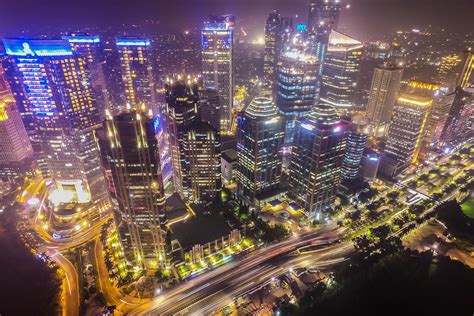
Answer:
xmin=461 ymin=196 xmax=474 ymax=219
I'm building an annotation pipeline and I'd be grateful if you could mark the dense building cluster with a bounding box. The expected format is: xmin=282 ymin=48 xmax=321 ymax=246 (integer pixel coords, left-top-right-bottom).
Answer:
xmin=0 ymin=0 xmax=473 ymax=271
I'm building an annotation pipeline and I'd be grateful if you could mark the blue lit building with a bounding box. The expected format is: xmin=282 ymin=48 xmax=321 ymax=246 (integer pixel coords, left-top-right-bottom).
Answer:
xmin=116 ymin=37 xmax=155 ymax=111
xmin=2 ymin=39 xmax=109 ymax=212
xmin=63 ymin=35 xmax=110 ymax=119
xmin=201 ymin=18 xmax=233 ymax=133
xmin=288 ymin=104 xmax=348 ymax=217
xmin=276 ymin=49 xmax=320 ymax=145
xmin=237 ymin=97 xmax=284 ymax=205
xmin=340 ymin=117 xmax=368 ymax=182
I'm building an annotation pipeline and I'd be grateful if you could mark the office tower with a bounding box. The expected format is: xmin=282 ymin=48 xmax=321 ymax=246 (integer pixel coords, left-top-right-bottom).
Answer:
xmin=102 ymin=39 xmax=125 ymax=113
xmin=263 ymin=11 xmax=281 ymax=89
xmin=116 ymin=37 xmax=155 ymax=110
xmin=201 ymin=18 xmax=233 ymax=132
xmin=288 ymin=104 xmax=348 ymax=217
xmin=236 ymin=97 xmax=284 ymax=205
xmin=307 ymin=0 xmax=341 ymax=64
xmin=384 ymin=91 xmax=432 ymax=175
xmin=199 ymin=88 xmax=221 ymax=130
xmin=152 ymin=112 xmax=174 ymax=197
xmin=63 ymin=35 xmax=109 ymax=119
xmin=426 ymin=86 xmax=455 ymax=146
xmin=457 ymin=49 xmax=474 ymax=89
xmin=438 ymin=54 xmax=463 ymax=89
xmin=3 ymin=39 xmax=108 ymax=207
xmin=165 ymin=80 xmax=199 ymax=197
xmin=361 ymin=153 xmax=381 ymax=181
xmin=442 ymin=87 xmax=474 ymax=144
xmin=341 ymin=116 xmax=368 ymax=182
xmin=0 ymin=90 xmax=34 ymax=179
xmin=276 ymin=49 xmax=320 ymax=145
xmin=366 ymin=63 xmax=404 ymax=136
xmin=104 ymin=109 xmax=167 ymax=268
xmin=319 ymin=30 xmax=363 ymax=112
xmin=182 ymin=121 xmax=221 ymax=201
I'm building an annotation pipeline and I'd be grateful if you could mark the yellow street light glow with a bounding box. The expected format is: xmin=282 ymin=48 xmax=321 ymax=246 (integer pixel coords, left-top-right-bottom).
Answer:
xmin=398 ymin=97 xmax=432 ymax=107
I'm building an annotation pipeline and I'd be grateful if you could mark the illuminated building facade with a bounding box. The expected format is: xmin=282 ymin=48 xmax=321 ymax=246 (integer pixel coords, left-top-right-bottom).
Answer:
xmin=199 ymin=88 xmax=221 ymax=130
xmin=165 ymin=80 xmax=199 ymax=197
xmin=104 ymin=109 xmax=167 ymax=268
xmin=442 ymin=87 xmax=474 ymax=144
xmin=319 ymin=30 xmax=363 ymax=112
xmin=341 ymin=116 xmax=367 ymax=182
xmin=366 ymin=63 xmax=404 ymax=136
xmin=384 ymin=92 xmax=432 ymax=174
xmin=276 ymin=49 xmax=319 ymax=145
xmin=3 ymin=39 xmax=108 ymax=207
xmin=116 ymin=38 xmax=155 ymax=110
xmin=63 ymin=35 xmax=109 ymax=119
xmin=288 ymin=104 xmax=348 ymax=217
xmin=438 ymin=54 xmax=463 ymax=89
xmin=307 ymin=0 xmax=341 ymax=64
xmin=201 ymin=18 xmax=233 ymax=132
xmin=237 ymin=97 xmax=284 ymax=205
xmin=457 ymin=49 xmax=474 ymax=90
xmin=0 ymin=90 xmax=34 ymax=179
xmin=263 ymin=11 xmax=281 ymax=89
xmin=182 ymin=121 xmax=221 ymax=202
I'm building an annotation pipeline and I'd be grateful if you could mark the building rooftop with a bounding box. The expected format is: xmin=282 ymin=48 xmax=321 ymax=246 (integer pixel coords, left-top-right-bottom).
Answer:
xmin=245 ymin=97 xmax=279 ymax=119
xmin=222 ymin=149 xmax=238 ymax=163
xmin=170 ymin=204 xmax=233 ymax=250
xmin=305 ymin=103 xmax=340 ymax=127
xmin=328 ymin=30 xmax=363 ymax=52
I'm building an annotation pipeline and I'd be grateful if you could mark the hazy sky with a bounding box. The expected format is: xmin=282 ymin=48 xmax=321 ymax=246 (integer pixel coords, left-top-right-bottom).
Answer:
xmin=0 ymin=0 xmax=473 ymax=40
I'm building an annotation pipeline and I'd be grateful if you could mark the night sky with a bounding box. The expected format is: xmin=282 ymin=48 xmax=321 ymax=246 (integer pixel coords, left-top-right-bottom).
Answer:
xmin=0 ymin=0 xmax=473 ymax=40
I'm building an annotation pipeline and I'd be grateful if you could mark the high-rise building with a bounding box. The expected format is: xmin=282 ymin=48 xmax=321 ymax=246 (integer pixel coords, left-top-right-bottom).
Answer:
xmin=263 ymin=11 xmax=281 ymax=89
xmin=276 ymin=49 xmax=320 ymax=145
xmin=383 ymin=91 xmax=432 ymax=175
xmin=0 ymin=90 xmax=34 ymax=180
xmin=438 ymin=54 xmax=463 ymax=90
xmin=104 ymin=109 xmax=167 ymax=269
xmin=199 ymin=88 xmax=221 ymax=130
xmin=3 ymin=39 xmax=108 ymax=207
xmin=201 ymin=18 xmax=233 ymax=132
xmin=442 ymin=87 xmax=474 ymax=145
xmin=288 ymin=104 xmax=348 ymax=217
xmin=182 ymin=121 xmax=221 ymax=202
xmin=116 ymin=37 xmax=155 ymax=110
xmin=307 ymin=0 xmax=341 ymax=64
xmin=457 ymin=49 xmax=474 ymax=90
xmin=341 ymin=116 xmax=368 ymax=182
xmin=237 ymin=97 xmax=284 ymax=205
xmin=319 ymin=30 xmax=363 ymax=112
xmin=63 ymin=35 xmax=109 ymax=119
xmin=366 ymin=63 xmax=404 ymax=136
xmin=165 ymin=80 xmax=199 ymax=197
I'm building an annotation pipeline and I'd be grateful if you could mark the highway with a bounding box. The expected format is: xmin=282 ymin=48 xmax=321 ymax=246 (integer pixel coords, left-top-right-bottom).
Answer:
xmin=130 ymin=227 xmax=350 ymax=315
xmin=50 ymin=250 xmax=80 ymax=316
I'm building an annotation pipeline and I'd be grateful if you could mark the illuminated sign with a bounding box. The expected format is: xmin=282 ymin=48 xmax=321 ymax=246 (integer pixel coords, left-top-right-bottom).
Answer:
xmin=116 ymin=39 xmax=151 ymax=46
xmin=407 ymin=81 xmax=440 ymax=91
xmin=264 ymin=118 xmax=279 ymax=125
xmin=333 ymin=126 xmax=342 ymax=133
xmin=203 ymin=22 xmax=228 ymax=31
xmin=296 ymin=24 xmax=307 ymax=32
xmin=153 ymin=115 xmax=161 ymax=133
xmin=63 ymin=36 xmax=100 ymax=44
xmin=301 ymin=123 xmax=314 ymax=131
xmin=3 ymin=39 xmax=73 ymax=57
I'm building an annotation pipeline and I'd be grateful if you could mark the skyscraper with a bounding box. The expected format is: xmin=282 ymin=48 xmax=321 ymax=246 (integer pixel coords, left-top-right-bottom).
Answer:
xmin=366 ymin=62 xmax=404 ymax=136
xmin=0 ymin=90 xmax=34 ymax=180
xmin=63 ymin=35 xmax=109 ymax=119
xmin=199 ymin=88 xmax=221 ymax=130
xmin=457 ymin=49 xmax=474 ymax=90
xmin=341 ymin=116 xmax=368 ymax=182
xmin=319 ymin=30 xmax=363 ymax=112
xmin=182 ymin=121 xmax=221 ymax=202
xmin=276 ymin=49 xmax=320 ymax=145
xmin=116 ymin=37 xmax=155 ymax=110
xmin=307 ymin=0 xmax=342 ymax=64
xmin=165 ymin=80 xmax=199 ymax=197
xmin=263 ymin=11 xmax=281 ymax=89
xmin=3 ymin=39 xmax=108 ymax=207
xmin=288 ymin=104 xmax=348 ymax=217
xmin=237 ymin=97 xmax=284 ymax=205
xmin=104 ymin=109 xmax=167 ymax=269
xmin=442 ymin=87 xmax=474 ymax=145
xmin=201 ymin=17 xmax=233 ymax=132
xmin=383 ymin=92 xmax=432 ymax=175
xmin=438 ymin=54 xmax=463 ymax=90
